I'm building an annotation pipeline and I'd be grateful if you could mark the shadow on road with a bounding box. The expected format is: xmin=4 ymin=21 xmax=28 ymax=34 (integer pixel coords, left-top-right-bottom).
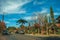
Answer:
xmin=36 ymin=36 xmax=60 ymax=40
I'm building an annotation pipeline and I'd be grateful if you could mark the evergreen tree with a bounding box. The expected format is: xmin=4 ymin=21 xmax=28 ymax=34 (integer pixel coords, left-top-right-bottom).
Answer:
xmin=50 ymin=6 xmax=56 ymax=34
xmin=50 ymin=6 xmax=55 ymax=24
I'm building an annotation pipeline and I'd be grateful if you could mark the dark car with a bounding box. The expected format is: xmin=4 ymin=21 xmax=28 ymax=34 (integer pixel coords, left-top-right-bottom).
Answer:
xmin=15 ymin=31 xmax=19 ymax=34
xmin=2 ymin=30 xmax=10 ymax=35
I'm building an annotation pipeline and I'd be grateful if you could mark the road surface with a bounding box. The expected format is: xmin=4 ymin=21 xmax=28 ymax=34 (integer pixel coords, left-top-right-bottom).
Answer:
xmin=0 ymin=34 xmax=60 ymax=40
xmin=0 ymin=34 xmax=36 ymax=40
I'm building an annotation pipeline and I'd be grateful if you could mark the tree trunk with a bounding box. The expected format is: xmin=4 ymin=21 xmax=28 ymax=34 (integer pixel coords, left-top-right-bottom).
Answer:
xmin=38 ymin=28 xmax=40 ymax=34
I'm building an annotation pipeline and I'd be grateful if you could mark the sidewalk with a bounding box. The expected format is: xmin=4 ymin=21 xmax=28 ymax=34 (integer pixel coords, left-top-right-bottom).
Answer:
xmin=25 ymin=34 xmax=60 ymax=37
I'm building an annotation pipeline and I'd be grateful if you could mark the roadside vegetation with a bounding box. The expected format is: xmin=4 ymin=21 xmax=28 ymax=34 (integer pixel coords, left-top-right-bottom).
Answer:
xmin=15 ymin=6 xmax=60 ymax=35
xmin=0 ymin=6 xmax=60 ymax=35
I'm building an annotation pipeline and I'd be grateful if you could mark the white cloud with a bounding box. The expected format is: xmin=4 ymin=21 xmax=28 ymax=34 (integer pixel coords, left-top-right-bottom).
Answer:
xmin=1 ymin=0 xmax=32 ymax=14
xmin=33 ymin=0 xmax=46 ymax=5
xmin=47 ymin=13 xmax=50 ymax=16
xmin=41 ymin=8 xmax=48 ymax=13
xmin=3 ymin=4 xmax=20 ymax=12
xmin=4 ymin=21 xmax=10 ymax=24
xmin=5 ymin=10 xmax=26 ymax=14
xmin=47 ymin=12 xmax=60 ymax=16
xmin=33 ymin=1 xmax=44 ymax=5
xmin=24 ymin=17 xmax=32 ymax=20
xmin=24 ymin=16 xmax=38 ymax=20
xmin=8 ymin=18 xmax=19 ymax=21
xmin=34 ymin=8 xmax=48 ymax=15
xmin=34 ymin=8 xmax=60 ymax=16
xmin=54 ymin=13 xmax=60 ymax=15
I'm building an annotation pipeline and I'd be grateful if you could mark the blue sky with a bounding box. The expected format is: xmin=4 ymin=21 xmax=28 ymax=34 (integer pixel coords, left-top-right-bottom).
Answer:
xmin=0 ymin=0 xmax=60 ymax=28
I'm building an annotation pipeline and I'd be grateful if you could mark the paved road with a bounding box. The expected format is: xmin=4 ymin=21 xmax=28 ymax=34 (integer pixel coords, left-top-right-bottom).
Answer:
xmin=36 ymin=37 xmax=60 ymax=40
xmin=0 ymin=34 xmax=60 ymax=40
xmin=0 ymin=34 xmax=36 ymax=40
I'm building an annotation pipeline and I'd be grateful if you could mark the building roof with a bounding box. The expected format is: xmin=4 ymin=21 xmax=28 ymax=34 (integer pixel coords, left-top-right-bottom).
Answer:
xmin=56 ymin=23 xmax=60 ymax=28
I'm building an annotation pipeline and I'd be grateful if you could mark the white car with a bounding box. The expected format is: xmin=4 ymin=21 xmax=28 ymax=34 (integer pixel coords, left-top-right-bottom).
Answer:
xmin=19 ymin=30 xmax=25 ymax=34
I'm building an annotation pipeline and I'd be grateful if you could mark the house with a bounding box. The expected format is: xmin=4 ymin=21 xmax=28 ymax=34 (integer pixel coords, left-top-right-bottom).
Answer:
xmin=56 ymin=23 xmax=60 ymax=28
xmin=56 ymin=16 xmax=60 ymax=28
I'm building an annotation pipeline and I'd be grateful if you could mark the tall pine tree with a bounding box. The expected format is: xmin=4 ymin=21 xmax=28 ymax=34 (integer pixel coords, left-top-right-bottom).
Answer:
xmin=50 ymin=6 xmax=55 ymax=24
xmin=50 ymin=6 xmax=56 ymax=34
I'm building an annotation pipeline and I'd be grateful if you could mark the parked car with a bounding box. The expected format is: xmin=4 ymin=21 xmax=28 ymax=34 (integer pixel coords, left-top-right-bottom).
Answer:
xmin=15 ymin=31 xmax=19 ymax=34
xmin=19 ymin=30 xmax=25 ymax=34
xmin=2 ymin=30 xmax=10 ymax=35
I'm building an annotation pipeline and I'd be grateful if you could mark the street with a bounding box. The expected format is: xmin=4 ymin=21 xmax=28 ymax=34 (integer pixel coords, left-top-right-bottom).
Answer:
xmin=0 ymin=34 xmax=60 ymax=40
xmin=0 ymin=34 xmax=36 ymax=40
